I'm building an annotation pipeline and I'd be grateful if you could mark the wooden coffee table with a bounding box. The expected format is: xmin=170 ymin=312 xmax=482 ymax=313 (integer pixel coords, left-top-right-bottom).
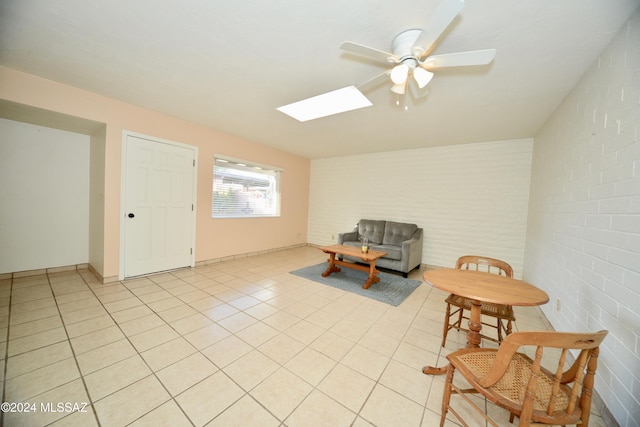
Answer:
xmin=319 ymin=244 xmax=387 ymax=289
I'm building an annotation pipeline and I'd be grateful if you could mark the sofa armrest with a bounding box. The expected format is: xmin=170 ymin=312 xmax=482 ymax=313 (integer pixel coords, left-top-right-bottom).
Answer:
xmin=338 ymin=230 xmax=358 ymax=244
xmin=399 ymin=228 xmax=423 ymax=273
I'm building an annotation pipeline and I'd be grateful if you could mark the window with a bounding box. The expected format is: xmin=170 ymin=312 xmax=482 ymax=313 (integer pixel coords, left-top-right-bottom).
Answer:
xmin=212 ymin=156 xmax=281 ymax=218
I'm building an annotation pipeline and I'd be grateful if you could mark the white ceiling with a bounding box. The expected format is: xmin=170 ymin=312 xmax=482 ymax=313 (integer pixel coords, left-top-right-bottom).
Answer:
xmin=1 ymin=0 xmax=638 ymax=159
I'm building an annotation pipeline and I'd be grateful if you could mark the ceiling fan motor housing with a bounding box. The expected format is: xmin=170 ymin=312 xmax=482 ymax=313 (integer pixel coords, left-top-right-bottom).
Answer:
xmin=391 ymin=29 xmax=423 ymax=63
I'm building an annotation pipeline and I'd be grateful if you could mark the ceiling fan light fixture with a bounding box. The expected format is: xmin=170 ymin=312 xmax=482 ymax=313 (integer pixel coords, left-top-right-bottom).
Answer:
xmin=390 ymin=63 xmax=409 ymax=84
xmin=390 ymin=81 xmax=407 ymax=95
xmin=413 ymin=67 xmax=434 ymax=88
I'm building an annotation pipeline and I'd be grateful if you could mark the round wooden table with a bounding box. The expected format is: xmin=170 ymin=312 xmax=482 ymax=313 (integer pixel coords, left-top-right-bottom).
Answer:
xmin=422 ymin=268 xmax=549 ymax=375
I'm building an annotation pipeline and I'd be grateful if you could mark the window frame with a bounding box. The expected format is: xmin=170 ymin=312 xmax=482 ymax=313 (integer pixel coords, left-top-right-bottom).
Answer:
xmin=212 ymin=155 xmax=282 ymax=219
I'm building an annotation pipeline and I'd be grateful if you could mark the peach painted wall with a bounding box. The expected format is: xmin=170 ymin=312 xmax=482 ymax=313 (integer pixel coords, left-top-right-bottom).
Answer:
xmin=0 ymin=66 xmax=310 ymax=280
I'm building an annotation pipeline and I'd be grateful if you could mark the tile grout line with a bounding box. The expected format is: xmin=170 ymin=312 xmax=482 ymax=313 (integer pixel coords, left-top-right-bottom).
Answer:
xmin=247 ymin=292 xmax=361 ymax=425
xmin=241 ymin=270 xmax=422 ymax=426
xmin=239 ymin=254 xmax=432 ymax=425
xmin=175 ymin=267 xmax=313 ymax=426
xmin=278 ymin=264 xmax=428 ymax=425
xmin=82 ymin=264 xmax=307 ymax=425
xmin=139 ymin=261 xmax=352 ymax=425
xmin=132 ymin=268 xmax=277 ymax=426
xmin=0 ymin=278 xmax=73 ymax=423
xmin=348 ymin=298 xmax=423 ymax=425
xmin=47 ymin=271 xmax=102 ymax=427
xmin=418 ymin=283 xmax=458 ymax=426
xmin=141 ymin=265 xmax=315 ymax=426
xmin=80 ymin=273 xmax=200 ymax=426
xmin=0 ymin=277 xmax=14 ymax=427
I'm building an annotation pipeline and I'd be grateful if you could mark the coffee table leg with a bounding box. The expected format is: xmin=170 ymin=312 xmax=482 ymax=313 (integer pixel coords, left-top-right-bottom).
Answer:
xmin=322 ymin=253 xmax=341 ymax=277
xmin=467 ymin=300 xmax=482 ymax=348
xmin=362 ymin=260 xmax=381 ymax=289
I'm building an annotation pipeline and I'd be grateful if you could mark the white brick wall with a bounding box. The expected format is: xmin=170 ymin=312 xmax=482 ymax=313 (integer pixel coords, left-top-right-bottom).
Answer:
xmin=525 ymin=8 xmax=640 ymax=427
xmin=308 ymin=138 xmax=533 ymax=277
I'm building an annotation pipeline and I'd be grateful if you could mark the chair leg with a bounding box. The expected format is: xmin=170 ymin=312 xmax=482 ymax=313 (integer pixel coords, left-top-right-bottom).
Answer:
xmin=579 ymin=347 xmax=600 ymax=427
xmin=441 ymin=303 xmax=452 ymax=347
xmin=496 ymin=319 xmax=513 ymax=344
xmin=440 ymin=364 xmax=455 ymax=427
xmin=456 ymin=308 xmax=464 ymax=331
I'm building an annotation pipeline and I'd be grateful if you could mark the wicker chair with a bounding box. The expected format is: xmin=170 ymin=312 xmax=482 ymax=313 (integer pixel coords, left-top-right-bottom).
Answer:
xmin=440 ymin=330 xmax=608 ymax=427
xmin=441 ymin=255 xmax=515 ymax=347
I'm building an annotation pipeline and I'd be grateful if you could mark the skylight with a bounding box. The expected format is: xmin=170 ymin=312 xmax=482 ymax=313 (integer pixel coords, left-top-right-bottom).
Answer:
xmin=277 ymin=86 xmax=372 ymax=122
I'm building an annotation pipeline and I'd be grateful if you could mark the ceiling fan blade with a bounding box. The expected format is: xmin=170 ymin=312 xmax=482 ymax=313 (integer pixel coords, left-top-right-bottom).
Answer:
xmin=411 ymin=0 xmax=464 ymax=58
xmin=340 ymin=41 xmax=398 ymax=64
xmin=420 ymin=49 xmax=496 ymax=69
xmin=357 ymin=71 xmax=391 ymax=92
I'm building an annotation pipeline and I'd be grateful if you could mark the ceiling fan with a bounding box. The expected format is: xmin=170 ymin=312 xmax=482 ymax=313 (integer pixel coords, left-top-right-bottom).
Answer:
xmin=277 ymin=0 xmax=496 ymax=122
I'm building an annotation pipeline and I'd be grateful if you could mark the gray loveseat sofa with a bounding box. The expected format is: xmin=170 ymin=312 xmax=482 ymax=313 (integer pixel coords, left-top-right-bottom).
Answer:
xmin=337 ymin=219 xmax=423 ymax=277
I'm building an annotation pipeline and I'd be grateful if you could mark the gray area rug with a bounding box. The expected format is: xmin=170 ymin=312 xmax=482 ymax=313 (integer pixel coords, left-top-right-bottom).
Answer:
xmin=290 ymin=263 xmax=422 ymax=307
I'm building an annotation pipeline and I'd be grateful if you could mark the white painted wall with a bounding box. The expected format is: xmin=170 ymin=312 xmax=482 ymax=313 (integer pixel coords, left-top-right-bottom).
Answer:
xmin=0 ymin=118 xmax=90 ymax=273
xmin=308 ymin=139 xmax=533 ymax=277
xmin=89 ymin=126 xmax=106 ymax=277
xmin=525 ymin=8 xmax=640 ymax=427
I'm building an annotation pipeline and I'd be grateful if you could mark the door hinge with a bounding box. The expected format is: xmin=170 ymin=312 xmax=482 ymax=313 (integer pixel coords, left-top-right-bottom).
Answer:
xmin=190 ymin=248 xmax=193 ymax=255
xmin=192 ymin=204 xmax=194 ymax=211
xmin=193 ymin=159 xmax=196 ymax=166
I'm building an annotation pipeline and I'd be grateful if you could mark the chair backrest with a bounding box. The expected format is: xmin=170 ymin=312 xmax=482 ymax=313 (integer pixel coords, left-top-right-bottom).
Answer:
xmin=456 ymin=255 xmax=513 ymax=278
xmin=478 ymin=330 xmax=608 ymax=425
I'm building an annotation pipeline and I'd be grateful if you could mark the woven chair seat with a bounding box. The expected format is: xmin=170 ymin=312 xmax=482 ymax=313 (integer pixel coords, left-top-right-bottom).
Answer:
xmin=453 ymin=351 xmax=572 ymax=413
xmin=445 ymin=294 xmax=515 ymax=321
xmin=446 ymin=346 xmax=596 ymax=425
xmin=441 ymin=330 xmax=608 ymax=427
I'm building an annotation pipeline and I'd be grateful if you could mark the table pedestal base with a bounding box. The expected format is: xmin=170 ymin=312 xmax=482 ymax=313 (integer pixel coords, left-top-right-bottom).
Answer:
xmin=422 ymin=365 xmax=448 ymax=375
xmin=423 ymin=299 xmax=483 ymax=375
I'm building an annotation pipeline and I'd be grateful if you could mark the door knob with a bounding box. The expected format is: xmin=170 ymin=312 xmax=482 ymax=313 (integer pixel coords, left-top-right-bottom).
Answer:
xmin=128 ymin=213 xmax=135 ymax=218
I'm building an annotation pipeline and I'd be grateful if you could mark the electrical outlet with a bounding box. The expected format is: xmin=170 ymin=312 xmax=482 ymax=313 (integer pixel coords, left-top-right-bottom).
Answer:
xmin=556 ymin=299 xmax=561 ymax=311
xmin=331 ymin=234 xmax=335 ymax=240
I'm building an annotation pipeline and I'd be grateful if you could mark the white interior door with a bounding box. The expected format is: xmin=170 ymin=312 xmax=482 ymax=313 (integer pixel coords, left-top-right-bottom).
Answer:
xmin=122 ymin=134 xmax=197 ymax=278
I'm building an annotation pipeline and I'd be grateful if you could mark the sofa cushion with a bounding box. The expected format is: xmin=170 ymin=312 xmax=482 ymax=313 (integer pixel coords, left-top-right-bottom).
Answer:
xmin=382 ymin=221 xmax=418 ymax=246
xmin=371 ymin=244 xmax=402 ymax=260
xmin=358 ymin=219 xmax=386 ymax=244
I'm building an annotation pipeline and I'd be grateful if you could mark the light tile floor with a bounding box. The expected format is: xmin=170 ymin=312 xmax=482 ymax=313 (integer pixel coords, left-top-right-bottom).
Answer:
xmin=0 ymin=246 xmax=608 ymax=426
